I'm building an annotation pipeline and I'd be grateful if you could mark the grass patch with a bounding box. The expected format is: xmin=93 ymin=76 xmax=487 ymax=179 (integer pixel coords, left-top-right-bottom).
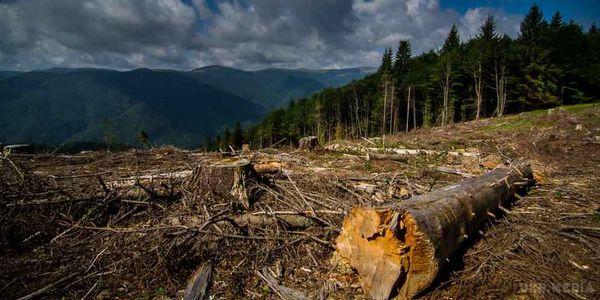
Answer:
xmin=561 ymin=102 xmax=600 ymax=114
xmin=482 ymin=114 xmax=556 ymax=132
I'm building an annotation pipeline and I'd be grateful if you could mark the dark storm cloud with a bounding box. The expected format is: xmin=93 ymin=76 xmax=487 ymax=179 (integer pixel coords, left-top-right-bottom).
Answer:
xmin=0 ymin=0 xmax=523 ymax=71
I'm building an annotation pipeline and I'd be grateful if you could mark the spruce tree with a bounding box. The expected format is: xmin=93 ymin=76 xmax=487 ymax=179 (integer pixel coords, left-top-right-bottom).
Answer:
xmin=232 ymin=122 xmax=243 ymax=148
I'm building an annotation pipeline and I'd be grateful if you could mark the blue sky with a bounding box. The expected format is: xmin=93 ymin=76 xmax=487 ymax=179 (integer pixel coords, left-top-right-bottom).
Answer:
xmin=1 ymin=0 xmax=598 ymax=71
xmin=442 ymin=0 xmax=599 ymax=27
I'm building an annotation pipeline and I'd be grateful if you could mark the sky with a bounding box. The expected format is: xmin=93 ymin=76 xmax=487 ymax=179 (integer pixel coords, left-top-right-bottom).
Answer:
xmin=0 ymin=0 xmax=598 ymax=71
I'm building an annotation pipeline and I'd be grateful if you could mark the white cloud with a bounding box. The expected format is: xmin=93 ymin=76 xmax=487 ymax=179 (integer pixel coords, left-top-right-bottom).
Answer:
xmin=0 ymin=0 xmax=524 ymax=71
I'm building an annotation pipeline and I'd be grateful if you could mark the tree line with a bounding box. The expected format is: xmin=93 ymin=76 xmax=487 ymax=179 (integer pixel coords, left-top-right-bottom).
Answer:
xmin=205 ymin=4 xmax=600 ymax=150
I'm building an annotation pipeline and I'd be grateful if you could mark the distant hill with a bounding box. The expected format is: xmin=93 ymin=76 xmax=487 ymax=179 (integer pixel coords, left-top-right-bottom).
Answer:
xmin=0 ymin=71 xmax=21 ymax=80
xmin=0 ymin=66 xmax=373 ymax=148
xmin=190 ymin=65 xmax=374 ymax=108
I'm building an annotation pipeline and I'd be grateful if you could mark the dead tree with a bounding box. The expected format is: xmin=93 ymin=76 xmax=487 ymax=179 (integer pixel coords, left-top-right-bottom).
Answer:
xmin=472 ymin=61 xmax=483 ymax=121
xmin=494 ymin=61 xmax=507 ymax=117
xmin=440 ymin=57 xmax=452 ymax=126
xmin=335 ymin=161 xmax=533 ymax=299
xmin=405 ymin=86 xmax=412 ymax=133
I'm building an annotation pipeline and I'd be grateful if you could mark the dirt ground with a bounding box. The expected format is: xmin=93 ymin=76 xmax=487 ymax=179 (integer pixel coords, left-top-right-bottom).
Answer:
xmin=1 ymin=103 xmax=599 ymax=299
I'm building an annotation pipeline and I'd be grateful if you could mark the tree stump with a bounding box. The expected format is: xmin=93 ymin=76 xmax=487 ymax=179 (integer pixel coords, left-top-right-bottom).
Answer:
xmin=335 ymin=161 xmax=534 ymax=299
xmin=185 ymin=158 xmax=259 ymax=209
xmin=298 ymin=136 xmax=319 ymax=151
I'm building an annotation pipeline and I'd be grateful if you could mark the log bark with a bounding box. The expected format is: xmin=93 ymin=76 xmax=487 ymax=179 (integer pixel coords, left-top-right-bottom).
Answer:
xmin=253 ymin=161 xmax=285 ymax=174
xmin=184 ymin=262 xmax=213 ymax=300
xmin=366 ymin=152 xmax=408 ymax=162
xmin=234 ymin=213 xmax=316 ymax=229
xmin=335 ymin=161 xmax=533 ymax=299
xmin=298 ymin=136 xmax=320 ymax=151
xmin=186 ymin=158 xmax=259 ymax=209
xmin=367 ymin=147 xmax=478 ymax=158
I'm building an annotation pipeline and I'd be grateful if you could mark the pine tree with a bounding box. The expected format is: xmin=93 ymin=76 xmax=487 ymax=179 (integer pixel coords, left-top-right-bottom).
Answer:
xmin=518 ymin=4 xmax=558 ymax=108
xmin=379 ymin=47 xmax=393 ymax=74
xmin=519 ymin=3 xmax=546 ymax=44
xmin=232 ymin=122 xmax=243 ymax=148
xmin=442 ymin=24 xmax=460 ymax=53
xmin=550 ymin=11 xmax=564 ymax=30
xmin=393 ymin=40 xmax=412 ymax=76
xmin=480 ymin=14 xmax=498 ymax=42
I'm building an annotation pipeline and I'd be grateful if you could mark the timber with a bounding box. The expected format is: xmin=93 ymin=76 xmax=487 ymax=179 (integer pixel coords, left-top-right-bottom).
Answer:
xmin=298 ymin=136 xmax=320 ymax=151
xmin=184 ymin=262 xmax=213 ymax=300
xmin=186 ymin=158 xmax=260 ymax=209
xmin=335 ymin=161 xmax=533 ymax=299
xmin=234 ymin=213 xmax=316 ymax=229
xmin=366 ymin=152 xmax=408 ymax=162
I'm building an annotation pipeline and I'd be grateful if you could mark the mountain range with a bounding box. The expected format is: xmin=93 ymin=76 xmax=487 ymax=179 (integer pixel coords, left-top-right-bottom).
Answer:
xmin=0 ymin=66 xmax=373 ymax=149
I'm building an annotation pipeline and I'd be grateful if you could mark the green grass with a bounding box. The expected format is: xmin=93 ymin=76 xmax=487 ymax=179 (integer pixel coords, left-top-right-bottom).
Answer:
xmin=560 ymin=102 xmax=600 ymax=114
xmin=482 ymin=114 xmax=556 ymax=132
xmin=482 ymin=102 xmax=600 ymax=133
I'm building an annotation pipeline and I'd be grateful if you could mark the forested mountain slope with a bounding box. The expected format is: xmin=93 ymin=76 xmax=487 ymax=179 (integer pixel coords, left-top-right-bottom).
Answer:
xmin=0 ymin=69 xmax=264 ymax=148
xmin=239 ymin=5 xmax=600 ymax=150
xmin=0 ymin=66 xmax=372 ymax=148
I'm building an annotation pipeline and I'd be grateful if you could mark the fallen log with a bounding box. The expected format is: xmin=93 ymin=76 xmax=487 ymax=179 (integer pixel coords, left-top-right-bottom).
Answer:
xmin=325 ymin=144 xmax=479 ymax=158
xmin=252 ymin=161 xmax=285 ymax=174
xmin=366 ymin=152 xmax=408 ymax=162
xmin=257 ymin=267 xmax=308 ymax=300
xmin=367 ymin=147 xmax=479 ymax=157
xmin=335 ymin=161 xmax=533 ymax=299
xmin=184 ymin=262 xmax=213 ymax=300
xmin=234 ymin=213 xmax=316 ymax=229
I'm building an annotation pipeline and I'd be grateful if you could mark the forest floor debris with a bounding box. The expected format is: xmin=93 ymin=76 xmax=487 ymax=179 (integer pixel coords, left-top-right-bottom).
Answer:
xmin=1 ymin=103 xmax=599 ymax=299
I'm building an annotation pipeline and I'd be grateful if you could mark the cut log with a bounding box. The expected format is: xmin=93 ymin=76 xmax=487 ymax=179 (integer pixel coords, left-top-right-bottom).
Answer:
xmin=257 ymin=267 xmax=308 ymax=300
xmin=253 ymin=161 xmax=285 ymax=174
xmin=186 ymin=158 xmax=260 ymax=209
xmin=184 ymin=262 xmax=213 ymax=300
xmin=234 ymin=213 xmax=316 ymax=229
xmin=367 ymin=147 xmax=479 ymax=157
xmin=298 ymin=136 xmax=320 ymax=151
xmin=335 ymin=161 xmax=533 ymax=299
xmin=366 ymin=152 xmax=408 ymax=162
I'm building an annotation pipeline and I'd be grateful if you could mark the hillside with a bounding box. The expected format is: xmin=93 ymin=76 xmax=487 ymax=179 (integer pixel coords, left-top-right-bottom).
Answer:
xmin=1 ymin=103 xmax=598 ymax=299
xmin=191 ymin=65 xmax=374 ymax=108
xmin=0 ymin=69 xmax=264 ymax=148
xmin=0 ymin=66 xmax=372 ymax=148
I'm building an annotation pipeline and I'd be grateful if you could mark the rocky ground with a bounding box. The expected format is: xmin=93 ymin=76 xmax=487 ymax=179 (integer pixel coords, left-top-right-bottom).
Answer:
xmin=1 ymin=103 xmax=599 ymax=299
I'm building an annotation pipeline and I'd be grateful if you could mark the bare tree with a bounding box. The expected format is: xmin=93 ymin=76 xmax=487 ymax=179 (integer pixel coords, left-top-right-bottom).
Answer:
xmin=494 ymin=60 xmax=508 ymax=117
xmin=440 ymin=57 xmax=452 ymax=126
xmin=472 ymin=61 xmax=483 ymax=121
xmin=406 ymin=85 xmax=412 ymax=132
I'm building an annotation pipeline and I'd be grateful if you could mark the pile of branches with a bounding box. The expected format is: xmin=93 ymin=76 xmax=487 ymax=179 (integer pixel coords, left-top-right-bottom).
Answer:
xmin=0 ymin=149 xmax=359 ymax=299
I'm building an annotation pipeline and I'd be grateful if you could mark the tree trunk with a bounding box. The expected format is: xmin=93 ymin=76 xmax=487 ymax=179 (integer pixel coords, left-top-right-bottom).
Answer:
xmin=365 ymin=152 xmax=408 ymax=162
xmin=474 ymin=61 xmax=483 ymax=121
xmin=298 ymin=136 xmax=320 ymax=151
xmin=412 ymin=87 xmax=417 ymax=130
xmin=442 ymin=61 xmax=451 ymax=126
xmin=405 ymin=86 xmax=411 ymax=133
xmin=184 ymin=262 xmax=213 ymax=300
xmin=382 ymin=80 xmax=388 ymax=136
xmin=335 ymin=161 xmax=533 ymax=299
xmin=185 ymin=158 xmax=259 ymax=209
xmin=234 ymin=213 xmax=316 ymax=229
xmin=389 ymin=82 xmax=395 ymax=135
